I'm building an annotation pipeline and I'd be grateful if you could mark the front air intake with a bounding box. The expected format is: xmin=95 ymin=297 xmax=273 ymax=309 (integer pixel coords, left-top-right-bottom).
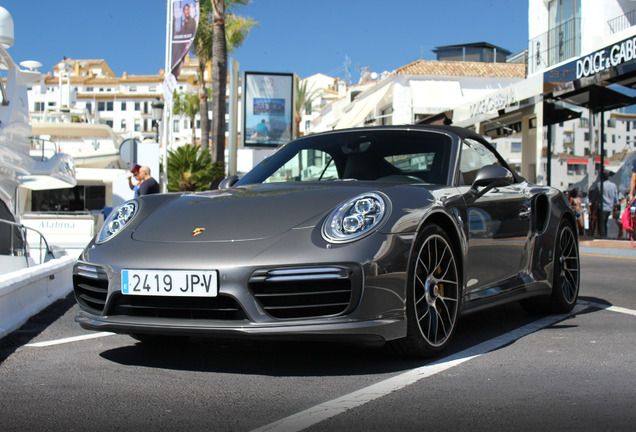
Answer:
xmin=73 ymin=263 xmax=109 ymax=314
xmin=249 ymin=266 xmax=359 ymax=319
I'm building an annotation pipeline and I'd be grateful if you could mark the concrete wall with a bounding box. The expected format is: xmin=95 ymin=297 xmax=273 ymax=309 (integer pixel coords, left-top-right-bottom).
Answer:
xmin=0 ymin=255 xmax=75 ymax=339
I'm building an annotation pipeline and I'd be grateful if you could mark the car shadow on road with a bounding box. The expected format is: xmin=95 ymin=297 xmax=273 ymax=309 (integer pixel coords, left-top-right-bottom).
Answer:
xmin=97 ymin=300 xmax=601 ymax=376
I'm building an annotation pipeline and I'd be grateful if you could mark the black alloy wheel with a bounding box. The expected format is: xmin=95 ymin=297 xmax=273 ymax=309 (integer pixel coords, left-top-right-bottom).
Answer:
xmin=395 ymin=224 xmax=461 ymax=358
xmin=550 ymin=221 xmax=580 ymax=312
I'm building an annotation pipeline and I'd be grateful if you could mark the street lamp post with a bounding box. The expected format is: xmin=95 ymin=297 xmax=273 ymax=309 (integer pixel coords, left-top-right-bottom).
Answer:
xmin=151 ymin=98 xmax=164 ymax=143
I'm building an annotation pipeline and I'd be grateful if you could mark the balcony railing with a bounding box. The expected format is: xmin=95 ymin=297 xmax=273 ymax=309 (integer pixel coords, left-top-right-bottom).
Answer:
xmin=608 ymin=8 xmax=636 ymax=34
xmin=528 ymin=18 xmax=582 ymax=75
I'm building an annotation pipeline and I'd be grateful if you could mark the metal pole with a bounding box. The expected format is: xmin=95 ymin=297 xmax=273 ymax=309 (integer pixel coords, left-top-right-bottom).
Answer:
xmin=546 ymin=121 xmax=552 ymax=186
xmin=599 ymin=109 xmax=605 ymax=238
xmin=161 ymin=0 xmax=172 ymax=192
xmin=228 ymin=58 xmax=239 ymax=176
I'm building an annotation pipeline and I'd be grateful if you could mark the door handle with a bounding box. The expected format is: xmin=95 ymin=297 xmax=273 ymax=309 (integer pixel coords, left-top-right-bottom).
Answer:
xmin=518 ymin=208 xmax=531 ymax=219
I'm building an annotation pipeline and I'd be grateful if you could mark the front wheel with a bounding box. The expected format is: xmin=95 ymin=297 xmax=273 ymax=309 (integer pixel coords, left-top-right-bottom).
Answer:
xmin=394 ymin=224 xmax=461 ymax=358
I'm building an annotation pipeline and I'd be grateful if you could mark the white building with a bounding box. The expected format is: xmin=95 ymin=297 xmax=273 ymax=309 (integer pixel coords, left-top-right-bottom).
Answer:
xmin=298 ymin=73 xmax=345 ymax=136
xmin=26 ymin=55 xmax=229 ymax=148
xmin=448 ymin=0 xmax=636 ymax=192
xmin=310 ymin=50 xmax=526 ymax=133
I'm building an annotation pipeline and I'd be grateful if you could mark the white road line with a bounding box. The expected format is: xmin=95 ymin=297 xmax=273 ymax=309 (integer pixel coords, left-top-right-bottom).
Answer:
xmin=22 ymin=303 xmax=635 ymax=350
xmin=252 ymin=305 xmax=589 ymax=432
xmin=605 ymin=305 xmax=636 ymax=316
xmin=25 ymin=332 xmax=115 ymax=347
xmin=580 ymin=300 xmax=636 ymax=317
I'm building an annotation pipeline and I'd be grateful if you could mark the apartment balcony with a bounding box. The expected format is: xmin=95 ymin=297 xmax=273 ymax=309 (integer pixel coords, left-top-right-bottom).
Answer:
xmin=608 ymin=8 xmax=636 ymax=34
xmin=528 ymin=18 xmax=581 ymax=75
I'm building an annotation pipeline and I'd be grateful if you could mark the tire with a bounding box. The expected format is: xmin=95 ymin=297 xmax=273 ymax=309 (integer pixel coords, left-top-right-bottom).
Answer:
xmin=550 ymin=221 xmax=580 ymax=312
xmin=521 ymin=220 xmax=580 ymax=314
xmin=394 ymin=224 xmax=461 ymax=358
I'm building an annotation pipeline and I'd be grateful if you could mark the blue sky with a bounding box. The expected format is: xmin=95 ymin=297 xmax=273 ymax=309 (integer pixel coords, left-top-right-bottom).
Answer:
xmin=5 ymin=0 xmax=528 ymax=83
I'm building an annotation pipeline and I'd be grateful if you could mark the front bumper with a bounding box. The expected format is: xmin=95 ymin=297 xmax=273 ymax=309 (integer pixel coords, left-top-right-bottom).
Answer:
xmin=73 ymin=230 xmax=414 ymax=343
xmin=74 ymin=310 xmax=406 ymax=344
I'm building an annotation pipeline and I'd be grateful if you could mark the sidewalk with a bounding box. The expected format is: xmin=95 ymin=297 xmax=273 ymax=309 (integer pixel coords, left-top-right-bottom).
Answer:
xmin=578 ymin=237 xmax=636 ymax=258
xmin=579 ymin=238 xmax=635 ymax=249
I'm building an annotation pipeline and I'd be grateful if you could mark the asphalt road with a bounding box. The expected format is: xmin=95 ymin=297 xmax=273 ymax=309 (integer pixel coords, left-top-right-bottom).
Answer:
xmin=1 ymin=249 xmax=634 ymax=432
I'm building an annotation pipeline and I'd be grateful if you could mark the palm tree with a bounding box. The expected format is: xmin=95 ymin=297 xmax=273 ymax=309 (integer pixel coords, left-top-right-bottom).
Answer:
xmin=172 ymin=91 xmax=200 ymax=146
xmin=167 ymin=144 xmax=224 ymax=191
xmin=194 ymin=0 xmax=256 ymax=157
xmin=193 ymin=1 xmax=213 ymax=152
xmin=210 ymin=0 xmax=228 ymax=172
xmin=210 ymin=0 xmax=256 ymax=172
xmin=294 ymin=77 xmax=320 ymax=138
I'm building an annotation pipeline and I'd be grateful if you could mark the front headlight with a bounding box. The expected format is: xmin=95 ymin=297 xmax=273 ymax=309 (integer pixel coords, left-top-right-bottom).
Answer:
xmin=322 ymin=192 xmax=388 ymax=243
xmin=96 ymin=200 xmax=138 ymax=244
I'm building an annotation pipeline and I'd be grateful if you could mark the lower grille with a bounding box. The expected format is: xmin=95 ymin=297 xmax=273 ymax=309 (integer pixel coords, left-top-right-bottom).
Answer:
xmin=73 ymin=263 xmax=109 ymax=314
xmin=110 ymin=294 xmax=247 ymax=320
xmin=249 ymin=266 xmax=356 ymax=319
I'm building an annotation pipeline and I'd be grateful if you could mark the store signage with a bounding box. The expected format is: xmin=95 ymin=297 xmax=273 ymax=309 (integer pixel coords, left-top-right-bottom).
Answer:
xmin=469 ymin=88 xmax=517 ymax=117
xmin=576 ymin=37 xmax=636 ymax=79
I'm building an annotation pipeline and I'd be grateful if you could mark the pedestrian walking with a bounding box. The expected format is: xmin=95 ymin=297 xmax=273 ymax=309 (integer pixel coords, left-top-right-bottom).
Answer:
xmin=599 ymin=170 xmax=618 ymax=238
xmin=629 ymin=159 xmax=636 ymax=203
xmin=137 ymin=166 xmax=160 ymax=195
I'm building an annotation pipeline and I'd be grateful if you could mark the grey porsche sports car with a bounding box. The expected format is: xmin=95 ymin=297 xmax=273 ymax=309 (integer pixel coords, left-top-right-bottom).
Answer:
xmin=73 ymin=125 xmax=580 ymax=357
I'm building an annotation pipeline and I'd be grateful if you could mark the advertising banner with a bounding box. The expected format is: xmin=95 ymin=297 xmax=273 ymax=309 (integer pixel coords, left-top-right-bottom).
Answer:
xmin=243 ymin=72 xmax=294 ymax=147
xmin=170 ymin=0 xmax=199 ymax=78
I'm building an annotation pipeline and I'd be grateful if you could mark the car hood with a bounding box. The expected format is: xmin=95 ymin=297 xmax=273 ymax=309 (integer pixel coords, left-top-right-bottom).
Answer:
xmin=132 ymin=183 xmax=393 ymax=243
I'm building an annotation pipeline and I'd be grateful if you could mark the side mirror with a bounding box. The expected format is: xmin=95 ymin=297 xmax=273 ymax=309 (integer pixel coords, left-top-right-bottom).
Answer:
xmin=469 ymin=165 xmax=514 ymax=199
xmin=472 ymin=165 xmax=514 ymax=189
xmin=218 ymin=175 xmax=239 ymax=190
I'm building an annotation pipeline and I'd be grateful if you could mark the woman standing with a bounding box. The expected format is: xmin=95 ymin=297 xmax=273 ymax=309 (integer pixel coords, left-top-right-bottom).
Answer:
xmin=569 ymin=187 xmax=584 ymax=235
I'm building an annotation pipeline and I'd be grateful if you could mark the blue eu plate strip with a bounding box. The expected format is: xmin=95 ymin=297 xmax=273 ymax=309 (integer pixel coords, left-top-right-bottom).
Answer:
xmin=121 ymin=270 xmax=129 ymax=293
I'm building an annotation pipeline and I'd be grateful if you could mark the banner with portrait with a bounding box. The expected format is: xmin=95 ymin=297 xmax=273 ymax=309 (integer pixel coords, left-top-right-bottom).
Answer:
xmin=170 ymin=0 xmax=199 ymax=78
xmin=243 ymin=72 xmax=294 ymax=147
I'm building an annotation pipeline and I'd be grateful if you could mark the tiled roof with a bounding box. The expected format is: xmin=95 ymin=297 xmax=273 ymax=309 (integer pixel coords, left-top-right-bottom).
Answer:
xmin=53 ymin=59 xmax=106 ymax=69
xmin=43 ymin=73 xmax=197 ymax=85
xmin=396 ymin=60 xmax=526 ymax=78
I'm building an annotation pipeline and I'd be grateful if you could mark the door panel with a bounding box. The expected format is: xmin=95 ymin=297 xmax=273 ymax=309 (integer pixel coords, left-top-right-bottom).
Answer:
xmin=465 ymin=184 xmax=531 ymax=298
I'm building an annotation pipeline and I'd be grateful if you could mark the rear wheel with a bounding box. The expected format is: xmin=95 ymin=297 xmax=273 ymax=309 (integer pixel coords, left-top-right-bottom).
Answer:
xmin=394 ymin=224 xmax=461 ymax=358
xmin=521 ymin=220 xmax=580 ymax=314
xmin=550 ymin=221 xmax=580 ymax=312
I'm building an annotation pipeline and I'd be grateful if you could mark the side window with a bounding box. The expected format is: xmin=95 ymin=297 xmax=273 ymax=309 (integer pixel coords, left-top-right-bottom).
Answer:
xmin=459 ymin=139 xmax=503 ymax=185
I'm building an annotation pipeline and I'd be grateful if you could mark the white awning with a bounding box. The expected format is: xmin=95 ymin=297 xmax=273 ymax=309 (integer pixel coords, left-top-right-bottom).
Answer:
xmin=410 ymin=80 xmax=463 ymax=114
xmin=334 ymin=83 xmax=394 ymax=129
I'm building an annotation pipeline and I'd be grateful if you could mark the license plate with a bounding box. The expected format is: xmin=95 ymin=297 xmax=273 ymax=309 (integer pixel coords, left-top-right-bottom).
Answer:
xmin=121 ymin=269 xmax=218 ymax=297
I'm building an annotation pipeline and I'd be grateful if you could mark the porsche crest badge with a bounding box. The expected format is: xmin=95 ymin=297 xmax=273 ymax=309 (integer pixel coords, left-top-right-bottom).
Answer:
xmin=192 ymin=228 xmax=206 ymax=236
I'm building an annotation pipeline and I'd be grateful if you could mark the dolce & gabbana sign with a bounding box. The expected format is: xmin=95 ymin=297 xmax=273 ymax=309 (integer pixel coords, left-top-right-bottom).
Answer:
xmin=469 ymin=88 xmax=517 ymax=117
xmin=576 ymin=36 xmax=636 ymax=79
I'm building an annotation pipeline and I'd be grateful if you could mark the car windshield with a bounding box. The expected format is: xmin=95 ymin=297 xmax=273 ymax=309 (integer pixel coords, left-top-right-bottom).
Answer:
xmin=237 ymin=129 xmax=453 ymax=186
